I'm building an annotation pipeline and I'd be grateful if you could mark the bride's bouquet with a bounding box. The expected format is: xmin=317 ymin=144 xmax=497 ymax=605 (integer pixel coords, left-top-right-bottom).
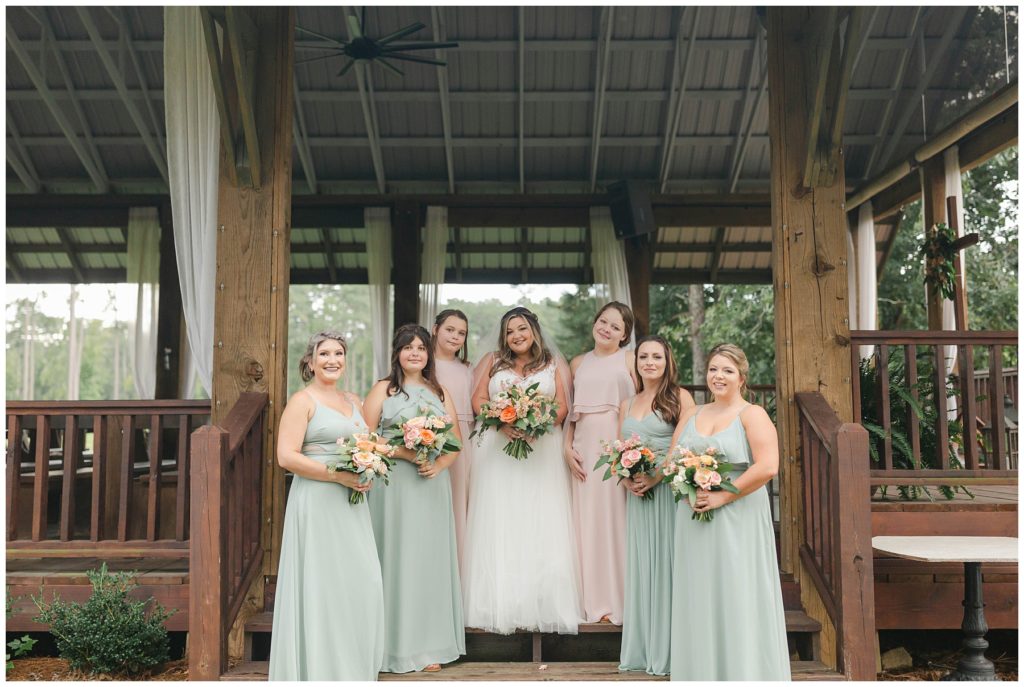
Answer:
xmin=326 ymin=432 xmax=396 ymax=504
xmin=471 ymin=382 xmax=559 ymax=460
xmin=594 ymin=433 xmax=661 ymax=500
xmin=662 ymin=445 xmax=739 ymax=521
xmin=389 ymin=407 xmax=462 ymax=464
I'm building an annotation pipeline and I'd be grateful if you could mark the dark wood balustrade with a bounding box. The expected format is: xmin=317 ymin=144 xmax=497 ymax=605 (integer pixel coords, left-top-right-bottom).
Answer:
xmin=795 ymin=392 xmax=875 ymax=680
xmin=850 ymin=330 xmax=1018 ymax=487
xmin=189 ymin=392 xmax=268 ymax=681
xmin=5 ymin=400 xmax=211 ymax=557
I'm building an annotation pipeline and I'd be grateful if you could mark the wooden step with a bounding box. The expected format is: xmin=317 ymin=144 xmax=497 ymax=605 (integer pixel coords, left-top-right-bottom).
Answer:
xmin=245 ymin=610 xmax=820 ymax=636
xmin=222 ymin=660 xmax=843 ymax=681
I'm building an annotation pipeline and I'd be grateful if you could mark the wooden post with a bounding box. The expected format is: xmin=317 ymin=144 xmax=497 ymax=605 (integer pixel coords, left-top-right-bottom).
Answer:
xmin=155 ymin=203 xmax=183 ymax=399
xmin=768 ymin=7 xmax=855 ymax=671
xmin=623 ymin=235 xmax=653 ymax=338
xmin=920 ymin=157 xmax=947 ymax=330
xmin=392 ymin=201 xmax=422 ymax=331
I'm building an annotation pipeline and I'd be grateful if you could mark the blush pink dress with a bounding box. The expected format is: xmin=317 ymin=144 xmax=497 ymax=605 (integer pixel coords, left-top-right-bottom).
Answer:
xmin=435 ymin=357 xmax=474 ymax=576
xmin=570 ymin=348 xmax=636 ymax=624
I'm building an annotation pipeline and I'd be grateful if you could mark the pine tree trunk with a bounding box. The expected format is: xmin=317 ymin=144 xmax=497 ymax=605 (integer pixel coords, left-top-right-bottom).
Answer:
xmin=22 ymin=304 xmax=33 ymax=400
xmin=67 ymin=287 xmax=80 ymax=400
xmin=688 ymin=284 xmax=706 ymax=389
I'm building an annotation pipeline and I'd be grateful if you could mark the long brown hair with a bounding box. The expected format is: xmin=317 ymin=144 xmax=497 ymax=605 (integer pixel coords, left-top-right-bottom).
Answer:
xmin=433 ymin=309 xmax=470 ymax=364
xmin=384 ymin=324 xmax=445 ymax=401
xmin=299 ymin=331 xmax=347 ymax=383
xmin=490 ymin=307 xmax=554 ymax=378
xmin=594 ymin=301 xmax=635 ymax=348
xmin=634 ymin=335 xmax=682 ymax=425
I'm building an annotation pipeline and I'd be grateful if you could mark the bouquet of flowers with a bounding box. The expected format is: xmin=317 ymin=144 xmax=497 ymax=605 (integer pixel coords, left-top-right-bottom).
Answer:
xmin=389 ymin=407 xmax=462 ymax=464
xmin=662 ymin=445 xmax=739 ymax=521
xmin=594 ymin=433 xmax=661 ymax=500
xmin=470 ymin=382 xmax=559 ymax=460
xmin=326 ymin=432 xmax=397 ymax=504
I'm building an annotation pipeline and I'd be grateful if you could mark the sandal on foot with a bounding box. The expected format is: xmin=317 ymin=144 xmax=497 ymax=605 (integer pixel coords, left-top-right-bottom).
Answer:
xmin=423 ymin=664 xmax=442 ymax=673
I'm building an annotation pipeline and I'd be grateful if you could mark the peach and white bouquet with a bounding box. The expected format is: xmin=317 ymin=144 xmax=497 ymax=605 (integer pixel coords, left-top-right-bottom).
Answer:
xmin=471 ymin=381 xmax=559 ymax=460
xmin=594 ymin=433 xmax=661 ymax=500
xmin=389 ymin=407 xmax=462 ymax=464
xmin=662 ymin=445 xmax=740 ymax=521
xmin=327 ymin=432 xmax=397 ymax=504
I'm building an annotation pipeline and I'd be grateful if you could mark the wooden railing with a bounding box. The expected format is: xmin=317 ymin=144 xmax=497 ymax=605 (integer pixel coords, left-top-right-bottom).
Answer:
xmin=850 ymin=330 xmax=1018 ymax=485
xmin=189 ymin=392 xmax=268 ymax=681
xmin=5 ymin=401 xmax=211 ymax=557
xmin=796 ymin=392 xmax=875 ymax=680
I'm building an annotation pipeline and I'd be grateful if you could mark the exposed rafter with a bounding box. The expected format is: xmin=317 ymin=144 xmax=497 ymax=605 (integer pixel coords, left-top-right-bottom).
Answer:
xmin=658 ymin=6 xmax=701 ymax=193
xmin=726 ymin=27 xmax=764 ymax=193
xmin=431 ymin=7 xmax=455 ymax=193
xmin=708 ymin=227 xmax=728 ymax=282
xmin=588 ymin=6 xmax=614 ymax=191
xmin=6 ymin=19 xmax=110 ymax=192
xmin=874 ymin=7 xmax=969 ymax=172
xmin=343 ymin=8 xmax=386 ymax=193
xmin=76 ymin=7 xmax=168 ymax=183
xmin=318 ymin=228 xmax=337 ymax=282
xmin=54 ymin=228 xmax=86 ymax=282
xmin=6 ymin=245 xmax=25 ymax=282
xmin=292 ymin=81 xmax=318 ymax=194
xmin=517 ymin=7 xmax=525 ymax=193
xmin=109 ymin=8 xmax=166 ymax=157
xmin=6 ymin=112 xmax=40 ymax=192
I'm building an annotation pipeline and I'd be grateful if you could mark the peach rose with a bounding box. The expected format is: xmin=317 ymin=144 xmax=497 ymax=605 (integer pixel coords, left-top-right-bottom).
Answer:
xmin=499 ymin=406 xmax=519 ymax=424
xmin=620 ymin=449 xmax=641 ymax=469
xmin=355 ymin=439 xmax=377 ymax=453
xmin=352 ymin=451 xmax=375 ymax=470
xmin=693 ymin=467 xmax=714 ymax=489
xmin=419 ymin=428 xmax=437 ymax=445
xmin=708 ymin=471 xmax=722 ymax=487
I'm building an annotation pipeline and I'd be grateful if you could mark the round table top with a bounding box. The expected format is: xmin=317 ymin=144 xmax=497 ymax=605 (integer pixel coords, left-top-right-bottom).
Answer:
xmin=872 ymin=536 xmax=1019 ymax=563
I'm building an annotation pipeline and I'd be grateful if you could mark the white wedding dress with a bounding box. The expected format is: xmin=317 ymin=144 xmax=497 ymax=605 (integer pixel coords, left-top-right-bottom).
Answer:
xmin=462 ymin=364 xmax=584 ymax=634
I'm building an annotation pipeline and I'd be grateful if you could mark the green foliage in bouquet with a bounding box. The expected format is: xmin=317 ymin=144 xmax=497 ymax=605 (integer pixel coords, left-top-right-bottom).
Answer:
xmin=858 ymin=351 xmax=973 ymax=501
xmin=33 ymin=564 xmax=173 ymax=676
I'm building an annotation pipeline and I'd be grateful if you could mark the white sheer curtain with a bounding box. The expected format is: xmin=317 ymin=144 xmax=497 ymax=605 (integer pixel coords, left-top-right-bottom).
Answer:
xmin=943 ymin=145 xmax=966 ymax=420
xmin=846 ymin=226 xmax=858 ymax=332
xmin=127 ymin=207 xmax=160 ymax=398
xmin=366 ymin=207 xmax=393 ymax=381
xmin=418 ymin=206 xmax=448 ymax=328
xmin=590 ymin=207 xmax=634 ymax=345
xmin=855 ymin=201 xmax=877 ymax=360
xmin=164 ymin=7 xmax=218 ymax=396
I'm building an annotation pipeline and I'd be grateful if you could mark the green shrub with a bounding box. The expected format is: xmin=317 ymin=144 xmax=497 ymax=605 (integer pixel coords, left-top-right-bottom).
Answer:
xmin=6 ymin=587 xmax=37 ymax=672
xmin=32 ymin=564 xmax=174 ymax=676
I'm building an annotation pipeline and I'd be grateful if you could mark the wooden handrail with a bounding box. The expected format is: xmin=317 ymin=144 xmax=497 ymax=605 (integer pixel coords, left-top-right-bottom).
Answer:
xmin=850 ymin=330 xmax=1017 ymax=345
xmin=796 ymin=392 xmax=875 ymax=680
xmin=6 ymin=400 xmax=211 ymax=416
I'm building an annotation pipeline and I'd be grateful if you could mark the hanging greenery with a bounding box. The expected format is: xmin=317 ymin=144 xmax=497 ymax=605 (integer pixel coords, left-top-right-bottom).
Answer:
xmin=920 ymin=222 xmax=959 ymax=301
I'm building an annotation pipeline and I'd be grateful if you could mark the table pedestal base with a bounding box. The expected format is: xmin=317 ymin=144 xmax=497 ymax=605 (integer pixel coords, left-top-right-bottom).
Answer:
xmin=941 ymin=562 xmax=995 ymax=682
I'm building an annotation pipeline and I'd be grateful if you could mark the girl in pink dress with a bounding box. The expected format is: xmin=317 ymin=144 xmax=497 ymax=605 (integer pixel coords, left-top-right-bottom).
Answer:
xmin=432 ymin=309 xmax=473 ymax=575
xmin=563 ymin=302 xmax=638 ymax=624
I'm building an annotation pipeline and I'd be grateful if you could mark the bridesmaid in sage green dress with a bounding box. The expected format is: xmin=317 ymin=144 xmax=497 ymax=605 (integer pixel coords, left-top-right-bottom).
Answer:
xmin=269 ymin=331 xmax=384 ymax=681
xmin=669 ymin=343 xmax=790 ymax=681
xmin=363 ymin=324 xmax=466 ymax=674
xmin=617 ymin=336 xmax=694 ymax=676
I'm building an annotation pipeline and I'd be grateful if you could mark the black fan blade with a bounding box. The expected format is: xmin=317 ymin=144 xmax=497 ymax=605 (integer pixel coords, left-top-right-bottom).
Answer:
xmin=383 ymin=52 xmax=447 ymax=67
xmin=336 ymin=59 xmax=358 ymax=78
xmin=380 ymin=41 xmax=459 ymax=52
xmin=376 ymin=58 xmax=404 ymax=77
xmin=296 ymin=25 xmax=347 ymax=47
xmin=375 ymin=22 xmax=426 ymax=45
xmin=296 ymin=51 xmax=346 ymax=66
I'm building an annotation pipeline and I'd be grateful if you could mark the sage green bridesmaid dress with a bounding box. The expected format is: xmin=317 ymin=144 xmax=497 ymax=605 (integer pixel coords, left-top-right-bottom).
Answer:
xmin=618 ymin=401 xmax=676 ymax=676
xmin=670 ymin=405 xmax=791 ymax=681
xmin=368 ymin=385 xmax=466 ymax=673
xmin=269 ymin=397 xmax=384 ymax=681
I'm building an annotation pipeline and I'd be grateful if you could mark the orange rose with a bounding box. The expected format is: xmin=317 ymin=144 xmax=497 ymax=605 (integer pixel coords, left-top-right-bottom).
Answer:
xmin=419 ymin=428 xmax=436 ymax=444
xmin=499 ymin=406 xmax=519 ymax=424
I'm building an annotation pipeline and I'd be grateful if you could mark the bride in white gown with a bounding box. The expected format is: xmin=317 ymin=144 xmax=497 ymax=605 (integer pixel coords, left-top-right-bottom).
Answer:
xmin=462 ymin=307 xmax=584 ymax=634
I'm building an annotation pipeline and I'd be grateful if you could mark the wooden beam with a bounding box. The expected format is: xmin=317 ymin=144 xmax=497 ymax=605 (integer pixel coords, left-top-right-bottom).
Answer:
xmin=199 ymin=8 xmax=239 ymax=187
xmin=318 ymin=228 xmax=338 ymax=283
xmin=431 ymin=7 xmax=455 ymax=193
xmin=391 ymin=202 xmax=421 ymax=329
xmin=53 ymin=228 xmax=86 ymax=282
xmin=624 ymin=236 xmax=653 ymax=336
xmin=292 ymin=81 xmax=318 ymax=194
xmin=801 ymin=7 xmax=838 ymax=187
xmin=225 ymin=7 xmax=262 ymax=188
xmin=588 ymin=7 xmax=614 ymax=191
xmin=727 ymin=29 xmax=765 ymax=192
xmin=6 ymin=136 xmax=40 ymax=193
xmin=76 ymin=7 xmax=169 ymax=183
xmin=822 ymin=8 xmax=866 ymax=187
xmin=154 ymin=204 xmax=183 ymax=400
xmin=920 ymin=156 xmax=947 ymax=331
xmin=653 ymin=268 xmax=771 ymax=285
xmin=110 ymin=8 xmax=166 ymax=158
xmin=6 ymin=19 xmax=110 ymax=192
xmin=658 ymin=7 xmax=701 ymax=193
xmin=708 ymin=227 xmax=727 ymax=282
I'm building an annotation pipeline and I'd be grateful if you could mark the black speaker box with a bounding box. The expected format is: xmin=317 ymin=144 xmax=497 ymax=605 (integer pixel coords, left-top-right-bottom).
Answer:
xmin=606 ymin=180 xmax=656 ymax=240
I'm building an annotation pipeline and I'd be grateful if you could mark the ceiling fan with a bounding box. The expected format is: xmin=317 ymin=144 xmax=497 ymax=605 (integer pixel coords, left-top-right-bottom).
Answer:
xmin=296 ymin=8 xmax=458 ymax=77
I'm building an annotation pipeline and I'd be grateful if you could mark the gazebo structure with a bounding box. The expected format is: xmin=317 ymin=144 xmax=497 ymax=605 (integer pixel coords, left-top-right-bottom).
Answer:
xmin=6 ymin=6 xmax=1018 ymax=681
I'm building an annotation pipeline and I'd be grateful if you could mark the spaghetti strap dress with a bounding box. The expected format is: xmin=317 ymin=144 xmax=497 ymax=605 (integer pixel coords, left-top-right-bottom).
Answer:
xmin=268 ymin=399 xmax=385 ymax=681
xmin=570 ymin=348 xmax=635 ymax=624
xmin=618 ymin=399 xmax=677 ymax=676
xmin=368 ymin=385 xmax=466 ymax=673
xmin=670 ymin=405 xmax=791 ymax=681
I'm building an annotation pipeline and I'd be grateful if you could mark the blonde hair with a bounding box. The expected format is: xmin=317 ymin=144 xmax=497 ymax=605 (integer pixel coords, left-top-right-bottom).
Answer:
xmin=706 ymin=343 xmax=749 ymax=397
xmin=299 ymin=331 xmax=348 ymax=383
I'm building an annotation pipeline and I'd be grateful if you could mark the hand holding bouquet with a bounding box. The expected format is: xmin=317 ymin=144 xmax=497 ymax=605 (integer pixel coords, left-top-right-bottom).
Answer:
xmin=594 ymin=433 xmax=660 ymax=500
xmin=470 ymin=382 xmax=559 ymax=460
xmin=389 ymin=407 xmax=462 ymax=465
xmin=662 ymin=445 xmax=739 ymax=521
xmin=327 ymin=432 xmax=397 ymax=504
